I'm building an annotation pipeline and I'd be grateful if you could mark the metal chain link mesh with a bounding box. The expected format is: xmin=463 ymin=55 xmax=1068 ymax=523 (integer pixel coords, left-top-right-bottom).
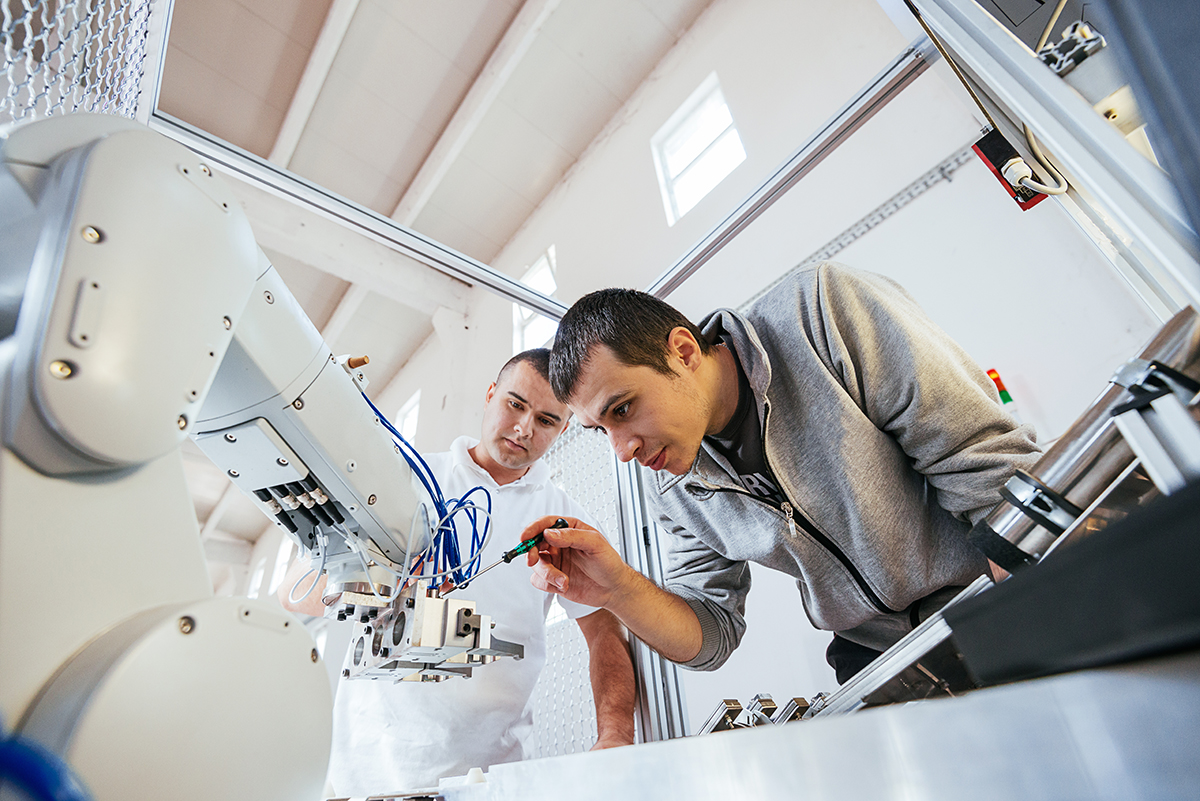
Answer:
xmin=527 ymin=419 xmax=621 ymax=758
xmin=2 ymin=0 xmax=152 ymax=126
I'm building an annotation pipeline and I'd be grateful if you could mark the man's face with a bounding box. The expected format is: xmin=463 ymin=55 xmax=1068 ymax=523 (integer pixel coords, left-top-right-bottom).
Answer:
xmin=479 ymin=360 xmax=570 ymax=473
xmin=569 ymin=345 xmax=712 ymax=475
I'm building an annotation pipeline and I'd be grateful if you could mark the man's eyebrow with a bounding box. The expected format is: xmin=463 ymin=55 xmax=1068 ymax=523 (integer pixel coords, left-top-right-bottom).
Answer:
xmin=598 ymin=391 xmax=627 ymax=419
xmin=507 ymin=390 xmax=562 ymax=423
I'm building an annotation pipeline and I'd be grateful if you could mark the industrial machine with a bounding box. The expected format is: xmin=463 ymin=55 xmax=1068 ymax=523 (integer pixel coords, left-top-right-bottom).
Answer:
xmin=0 ymin=114 xmax=520 ymax=801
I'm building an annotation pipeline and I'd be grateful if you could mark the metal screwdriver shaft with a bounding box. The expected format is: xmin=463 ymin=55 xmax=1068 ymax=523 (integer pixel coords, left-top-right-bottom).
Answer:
xmin=448 ymin=518 xmax=568 ymax=592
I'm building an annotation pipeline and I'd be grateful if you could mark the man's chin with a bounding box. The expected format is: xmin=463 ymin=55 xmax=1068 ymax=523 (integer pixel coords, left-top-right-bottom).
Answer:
xmin=665 ymin=445 xmax=701 ymax=475
xmin=491 ymin=441 xmax=537 ymax=469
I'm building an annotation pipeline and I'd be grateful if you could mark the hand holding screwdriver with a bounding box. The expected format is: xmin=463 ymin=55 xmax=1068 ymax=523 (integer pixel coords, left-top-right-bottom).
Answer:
xmin=447 ymin=518 xmax=568 ymax=592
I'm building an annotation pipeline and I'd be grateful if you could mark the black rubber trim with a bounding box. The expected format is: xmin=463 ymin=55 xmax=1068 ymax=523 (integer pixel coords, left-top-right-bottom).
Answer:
xmin=1150 ymin=360 xmax=1200 ymax=393
xmin=1014 ymin=470 xmax=1085 ymax=518
xmin=968 ymin=519 xmax=1037 ymax=573
xmin=1000 ymin=485 xmax=1066 ymax=535
xmin=1112 ymin=384 xmax=1172 ymax=416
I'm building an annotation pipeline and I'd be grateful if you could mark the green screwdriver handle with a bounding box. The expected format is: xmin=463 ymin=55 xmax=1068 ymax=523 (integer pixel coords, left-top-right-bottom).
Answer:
xmin=502 ymin=518 xmax=568 ymax=563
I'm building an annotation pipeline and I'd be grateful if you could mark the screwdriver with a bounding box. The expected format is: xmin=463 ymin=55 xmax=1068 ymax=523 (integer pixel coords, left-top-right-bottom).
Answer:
xmin=448 ymin=518 xmax=569 ymax=593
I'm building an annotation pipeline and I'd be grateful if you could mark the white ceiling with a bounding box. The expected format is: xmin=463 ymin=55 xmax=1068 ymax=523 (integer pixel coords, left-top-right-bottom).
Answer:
xmin=157 ymin=0 xmax=715 ymax=567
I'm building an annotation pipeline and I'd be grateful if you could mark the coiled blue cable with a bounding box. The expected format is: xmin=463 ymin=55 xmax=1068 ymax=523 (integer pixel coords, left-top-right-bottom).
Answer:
xmin=0 ymin=720 xmax=92 ymax=801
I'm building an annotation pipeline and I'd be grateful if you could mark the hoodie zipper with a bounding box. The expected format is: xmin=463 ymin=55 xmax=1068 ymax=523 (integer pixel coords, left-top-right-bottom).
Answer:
xmin=699 ymin=398 xmax=891 ymax=615
xmin=702 ymin=482 xmax=888 ymax=615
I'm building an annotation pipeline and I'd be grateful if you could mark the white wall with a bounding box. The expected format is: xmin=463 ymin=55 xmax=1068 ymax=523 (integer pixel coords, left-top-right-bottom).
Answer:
xmin=388 ymin=0 xmax=1166 ymax=732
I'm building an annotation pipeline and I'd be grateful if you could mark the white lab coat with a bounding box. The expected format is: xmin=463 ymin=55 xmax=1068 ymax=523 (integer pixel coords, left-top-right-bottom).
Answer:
xmin=328 ymin=436 xmax=598 ymax=794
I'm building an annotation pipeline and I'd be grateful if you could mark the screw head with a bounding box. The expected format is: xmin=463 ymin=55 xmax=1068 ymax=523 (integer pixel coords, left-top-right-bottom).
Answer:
xmin=48 ymin=360 xmax=75 ymax=380
xmin=311 ymin=648 xmax=319 ymax=663
xmin=199 ymin=164 xmax=212 ymax=176
xmin=179 ymin=616 xmax=196 ymax=634
xmin=368 ymin=494 xmax=377 ymax=505
xmin=228 ymin=469 xmax=239 ymax=478
xmin=293 ymin=398 xmax=304 ymax=410
xmin=277 ymin=457 xmax=289 ymax=466
xmin=81 ymin=226 xmax=102 ymax=244
xmin=222 ymin=316 xmax=232 ymax=330
xmin=342 ymin=668 xmax=350 ymax=678
xmin=263 ymin=290 xmax=274 ymax=304
xmin=1104 ymin=108 xmax=1119 ymax=120
xmin=177 ymin=414 xmax=188 ymax=430
xmin=346 ymin=460 xmax=357 ymax=472
xmin=224 ymin=433 xmax=237 ymax=442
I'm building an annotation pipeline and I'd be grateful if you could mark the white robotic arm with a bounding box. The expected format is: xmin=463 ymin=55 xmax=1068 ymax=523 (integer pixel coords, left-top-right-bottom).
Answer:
xmin=0 ymin=113 xmax=517 ymax=801
xmin=189 ymin=242 xmax=523 ymax=680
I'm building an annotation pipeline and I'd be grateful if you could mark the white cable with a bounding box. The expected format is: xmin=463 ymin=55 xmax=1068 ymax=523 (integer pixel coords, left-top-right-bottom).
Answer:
xmin=395 ymin=502 xmax=497 ymax=583
xmin=336 ymin=524 xmax=395 ymax=605
xmin=1020 ymin=0 xmax=1071 ymax=196
xmin=288 ymin=532 xmax=328 ymax=605
xmin=1019 ymin=124 xmax=1069 ymax=195
xmin=1035 ymin=0 xmax=1070 ymax=52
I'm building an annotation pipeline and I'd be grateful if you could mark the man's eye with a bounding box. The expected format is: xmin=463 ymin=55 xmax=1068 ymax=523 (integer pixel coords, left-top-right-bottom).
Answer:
xmin=614 ymin=402 xmax=630 ymax=418
xmin=538 ymin=418 xmax=554 ymax=427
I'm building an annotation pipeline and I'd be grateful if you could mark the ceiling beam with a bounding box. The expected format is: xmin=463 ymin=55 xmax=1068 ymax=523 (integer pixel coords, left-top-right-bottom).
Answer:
xmin=203 ymin=536 xmax=254 ymax=565
xmin=269 ymin=0 xmax=361 ymax=168
xmin=321 ymin=0 xmax=561 ymax=361
xmin=320 ymin=283 xmax=372 ymax=342
xmin=199 ymin=483 xmax=240 ymax=541
xmin=229 ymin=178 xmax=470 ymax=317
xmin=390 ymin=0 xmax=563 ymax=225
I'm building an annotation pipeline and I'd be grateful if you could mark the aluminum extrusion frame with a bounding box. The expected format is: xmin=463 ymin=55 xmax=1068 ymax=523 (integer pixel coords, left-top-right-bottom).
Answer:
xmin=145 ymin=112 xmax=569 ymax=321
xmin=910 ymin=0 xmax=1200 ymax=311
xmin=643 ymin=37 xmax=941 ymax=299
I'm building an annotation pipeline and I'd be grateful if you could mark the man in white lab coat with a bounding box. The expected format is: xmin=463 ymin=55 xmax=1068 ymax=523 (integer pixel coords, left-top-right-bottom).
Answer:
xmin=279 ymin=349 xmax=635 ymax=794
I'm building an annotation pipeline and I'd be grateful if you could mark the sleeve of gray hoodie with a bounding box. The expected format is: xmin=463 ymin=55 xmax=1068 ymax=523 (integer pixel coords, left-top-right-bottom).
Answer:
xmin=654 ymin=512 xmax=752 ymax=672
xmin=808 ymin=262 xmax=1041 ymax=524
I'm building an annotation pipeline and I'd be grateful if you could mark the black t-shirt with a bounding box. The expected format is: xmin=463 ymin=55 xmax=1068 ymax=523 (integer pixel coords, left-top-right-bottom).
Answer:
xmin=704 ymin=338 xmax=787 ymax=506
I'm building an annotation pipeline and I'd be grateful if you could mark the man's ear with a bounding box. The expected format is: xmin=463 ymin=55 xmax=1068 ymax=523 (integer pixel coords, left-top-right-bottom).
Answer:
xmin=484 ymin=382 xmax=498 ymax=404
xmin=668 ymin=326 xmax=705 ymax=373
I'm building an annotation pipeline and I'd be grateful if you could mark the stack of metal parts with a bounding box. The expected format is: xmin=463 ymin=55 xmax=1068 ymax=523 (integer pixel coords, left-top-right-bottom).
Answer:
xmin=697 ymin=693 xmax=810 ymax=734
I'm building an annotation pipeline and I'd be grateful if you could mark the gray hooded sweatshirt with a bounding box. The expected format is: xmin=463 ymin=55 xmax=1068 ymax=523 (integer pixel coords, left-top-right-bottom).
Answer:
xmin=653 ymin=263 xmax=1040 ymax=669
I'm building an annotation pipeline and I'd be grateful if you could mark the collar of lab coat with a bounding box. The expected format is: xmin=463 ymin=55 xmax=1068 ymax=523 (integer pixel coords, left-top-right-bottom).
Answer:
xmin=447 ymin=435 xmax=552 ymax=491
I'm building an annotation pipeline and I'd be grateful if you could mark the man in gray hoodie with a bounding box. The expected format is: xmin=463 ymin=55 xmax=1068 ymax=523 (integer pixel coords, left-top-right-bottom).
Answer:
xmin=520 ymin=262 xmax=1040 ymax=682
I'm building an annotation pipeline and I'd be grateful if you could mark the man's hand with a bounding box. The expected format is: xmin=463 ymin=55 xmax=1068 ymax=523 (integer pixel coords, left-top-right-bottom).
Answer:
xmin=519 ymin=515 xmax=705 ymax=664
xmin=520 ymin=515 xmax=636 ymax=608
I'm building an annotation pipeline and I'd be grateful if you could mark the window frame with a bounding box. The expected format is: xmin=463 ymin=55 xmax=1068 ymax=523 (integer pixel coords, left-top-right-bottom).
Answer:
xmin=651 ymin=72 xmax=746 ymax=226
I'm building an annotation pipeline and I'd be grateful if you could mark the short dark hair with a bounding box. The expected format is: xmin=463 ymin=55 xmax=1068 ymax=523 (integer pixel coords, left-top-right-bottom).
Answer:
xmin=498 ymin=348 xmax=551 ymax=384
xmin=549 ymin=288 xmax=712 ymax=402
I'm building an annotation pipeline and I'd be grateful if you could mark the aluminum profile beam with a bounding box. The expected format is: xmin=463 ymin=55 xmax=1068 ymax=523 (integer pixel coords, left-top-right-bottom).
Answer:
xmin=146 ymin=112 xmax=569 ymax=321
xmin=613 ymin=459 xmax=689 ymax=742
xmin=134 ymin=0 xmax=175 ymax=125
xmin=644 ymin=37 xmax=941 ymax=300
xmin=911 ymin=0 xmax=1200 ymax=311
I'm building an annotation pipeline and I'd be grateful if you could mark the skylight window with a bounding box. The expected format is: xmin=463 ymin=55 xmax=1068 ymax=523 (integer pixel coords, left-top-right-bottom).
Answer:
xmin=397 ymin=389 xmax=421 ymax=443
xmin=652 ymin=73 xmax=746 ymax=225
xmin=513 ymin=246 xmax=559 ymax=355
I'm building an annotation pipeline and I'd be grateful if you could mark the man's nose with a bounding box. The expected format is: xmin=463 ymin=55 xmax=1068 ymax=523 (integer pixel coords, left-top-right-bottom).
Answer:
xmin=610 ymin=430 xmax=637 ymax=463
xmin=514 ymin=411 xmax=533 ymax=436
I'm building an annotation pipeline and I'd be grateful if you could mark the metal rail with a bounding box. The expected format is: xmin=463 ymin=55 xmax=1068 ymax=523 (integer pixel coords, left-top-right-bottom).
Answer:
xmin=911 ymin=0 xmax=1200 ymax=311
xmin=146 ymin=112 xmax=569 ymax=320
xmin=644 ymin=37 xmax=941 ymax=299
